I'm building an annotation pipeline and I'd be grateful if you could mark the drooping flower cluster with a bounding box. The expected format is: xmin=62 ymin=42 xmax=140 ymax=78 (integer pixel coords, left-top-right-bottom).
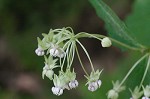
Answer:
xmin=35 ymin=27 xmax=112 ymax=96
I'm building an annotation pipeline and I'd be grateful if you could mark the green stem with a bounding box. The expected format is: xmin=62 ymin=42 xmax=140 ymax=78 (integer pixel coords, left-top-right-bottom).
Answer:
xmin=56 ymin=36 xmax=71 ymax=45
xmin=118 ymin=53 xmax=149 ymax=88
xmin=65 ymin=27 xmax=75 ymax=35
xmin=75 ymin=46 xmax=89 ymax=77
xmin=61 ymin=41 xmax=71 ymax=71
xmin=75 ymin=32 xmax=145 ymax=52
xmin=76 ymin=39 xmax=95 ymax=72
xmin=68 ymin=41 xmax=76 ymax=68
xmin=139 ymin=54 xmax=150 ymax=88
xmin=67 ymin=41 xmax=74 ymax=68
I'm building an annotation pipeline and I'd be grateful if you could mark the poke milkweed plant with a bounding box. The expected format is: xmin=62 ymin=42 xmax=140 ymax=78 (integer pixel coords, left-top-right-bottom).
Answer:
xmin=35 ymin=0 xmax=150 ymax=99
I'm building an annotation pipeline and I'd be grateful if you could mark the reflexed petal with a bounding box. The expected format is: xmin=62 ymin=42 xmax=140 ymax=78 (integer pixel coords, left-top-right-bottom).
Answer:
xmin=97 ymin=80 xmax=102 ymax=87
xmin=42 ymin=69 xmax=47 ymax=79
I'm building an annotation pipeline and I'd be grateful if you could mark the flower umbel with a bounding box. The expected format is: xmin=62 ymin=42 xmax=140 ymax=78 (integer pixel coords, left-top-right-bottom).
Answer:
xmin=35 ymin=27 xmax=114 ymax=96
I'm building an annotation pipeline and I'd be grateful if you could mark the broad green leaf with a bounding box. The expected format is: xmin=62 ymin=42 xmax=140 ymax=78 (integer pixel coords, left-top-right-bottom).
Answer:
xmin=88 ymin=0 xmax=143 ymax=50
xmin=122 ymin=54 xmax=150 ymax=99
xmin=125 ymin=0 xmax=150 ymax=47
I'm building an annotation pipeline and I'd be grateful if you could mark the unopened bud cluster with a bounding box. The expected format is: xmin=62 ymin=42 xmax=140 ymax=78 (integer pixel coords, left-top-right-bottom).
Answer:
xmin=35 ymin=27 xmax=112 ymax=96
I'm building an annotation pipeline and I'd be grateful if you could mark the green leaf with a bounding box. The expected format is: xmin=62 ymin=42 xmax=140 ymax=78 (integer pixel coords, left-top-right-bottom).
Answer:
xmin=88 ymin=0 xmax=143 ymax=50
xmin=125 ymin=0 xmax=150 ymax=47
xmin=117 ymin=52 xmax=150 ymax=98
xmin=126 ymin=57 xmax=147 ymax=89
xmin=122 ymin=55 xmax=149 ymax=99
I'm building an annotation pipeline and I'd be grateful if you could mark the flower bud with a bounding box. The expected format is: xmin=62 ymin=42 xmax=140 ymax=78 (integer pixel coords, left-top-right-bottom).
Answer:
xmin=35 ymin=47 xmax=44 ymax=56
xmin=51 ymin=86 xmax=63 ymax=96
xmin=101 ymin=37 xmax=112 ymax=47
xmin=107 ymin=89 xmax=118 ymax=99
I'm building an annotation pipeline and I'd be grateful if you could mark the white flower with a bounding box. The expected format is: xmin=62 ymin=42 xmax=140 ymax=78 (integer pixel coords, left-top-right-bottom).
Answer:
xmin=142 ymin=97 xmax=150 ymax=99
xmin=107 ymin=89 xmax=118 ymax=99
xmin=35 ymin=47 xmax=44 ymax=56
xmin=49 ymin=45 xmax=65 ymax=58
xmin=52 ymin=74 xmax=68 ymax=96
xmin=101 ymin=37 xmax=112 ymax=47
xmin=50 ymin=48 xmax=59 ymax=57
xmin=61 ymin=69 xmax=78 ymax=90
xmin=51 ymin=86 xmax=63 ymax=96
xmin=69 ymin=80 xmax=79 ymax=89
xmin=85 ymin=70 xmax=103 ymax=92
xmin=88 ymin=80 xmax=102 ymax=92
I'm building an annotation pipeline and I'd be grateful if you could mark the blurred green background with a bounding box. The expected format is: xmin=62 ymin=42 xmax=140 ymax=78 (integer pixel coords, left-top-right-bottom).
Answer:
xmin=0 ymin=0 xmax=149 ymax=99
